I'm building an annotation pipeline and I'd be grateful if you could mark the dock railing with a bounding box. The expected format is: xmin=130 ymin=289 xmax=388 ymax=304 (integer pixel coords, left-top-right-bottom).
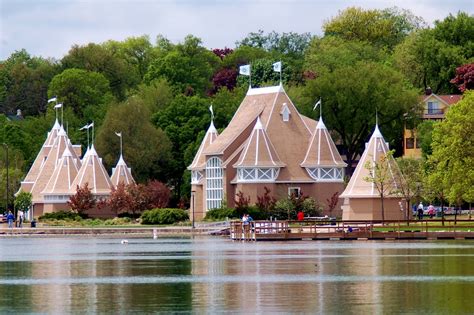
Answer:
xmin=229 ymin=219 xmax=474 ymax=241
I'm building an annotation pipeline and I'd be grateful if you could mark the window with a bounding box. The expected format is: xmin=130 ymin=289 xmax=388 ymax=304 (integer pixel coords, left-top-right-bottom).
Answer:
xmin=206 ymin=157 xmax=223 ymax=210
xmin=191 ymin=170 xmax=203 ymax=184
xmin=427 ymin=101 xmax=441 ymax=114
xmin=236 ymin=168 xmax=279 ymax=182
xmin=280 ymin=103 xmax=291 ymax=122
xmin=288 ymin=187 xmax=301 ymax=198
xmin=406 ymin=138 xmax=414 ymax=149
xmin=306 ymin=167 xmax=344 ymax=181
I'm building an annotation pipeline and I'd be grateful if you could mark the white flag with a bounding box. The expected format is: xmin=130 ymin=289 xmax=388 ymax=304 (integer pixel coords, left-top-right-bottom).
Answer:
xmin=54 ymin=103 xmax=62 ymax=109
xmin=79 ymin=123 xmax=89 ymax=130
xmin=239 ymin=64 xmax=250 ymax=76
xmin=48 ymin=97 xmax=57 ymax=103
xmin=273 ymin=61 xmax=282 ymax=72
xmin=209 ymin=104 xmax=214 ymax=119
xmin=313 ymin=99 xmax=321 ymax=111
xmin=115 ymin=132 xmax=122 ymax=138
xmin=88 ymin=122 xmax=94 ymax=128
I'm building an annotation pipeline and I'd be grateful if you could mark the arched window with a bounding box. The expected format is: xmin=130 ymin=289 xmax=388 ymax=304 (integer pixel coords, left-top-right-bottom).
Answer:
xmin=206 ymin=157 xmax=223 ymax=210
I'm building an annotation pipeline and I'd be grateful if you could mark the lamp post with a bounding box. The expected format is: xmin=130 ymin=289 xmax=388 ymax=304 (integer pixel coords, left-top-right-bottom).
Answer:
xmin=2 ymin=143 xmax=8 ymax=213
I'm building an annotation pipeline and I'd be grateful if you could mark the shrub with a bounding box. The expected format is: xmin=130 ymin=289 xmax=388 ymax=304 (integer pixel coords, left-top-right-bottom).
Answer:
xmin=104 ymin=217 xmax=132 ymax=225
xmin=246 ymin=205 xmax=268 ymax=220
xmin=272 ymin=198 xmax=295 ymax=220
xmin=39 ymin=211 xmax=83 ymax=221
xmin=301 ymin=197 xmax=322 ymax=217
xmin=141 ymin=208 xmax=189 ymax=225
xmin=204 ymin=207 xmax=238 ymax=221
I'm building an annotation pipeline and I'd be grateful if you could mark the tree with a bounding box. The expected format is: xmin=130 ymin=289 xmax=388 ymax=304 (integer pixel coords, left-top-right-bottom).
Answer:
xmin=108 ymin=182 xmax=133 ymax=216
xmin=237 ymin=58 xmax=292 ymax=88
xmin=451 ymin=63 xmax=474 ymax=92
xmin=145 ymin=180 xmax=171 ymax=209
xmin=133 ymin=79 xmax=174 ymax=113
xmin=416 ymin=120 xmax=436 ymax=157
xmin=95 ymin=97 xmax=172 ymax=183
xmin=429 ymin=91 xmax=474 ymax=220
xmin=14 ymin=190 xmax=32 ymax=213
xmin=62 ymin=43 xmax=135 ymax=99
xmin=68 ymin=183 xmax=96 ymax=215
xmin=395 ymin=157 xmax=424 ymax=220
xmin=144 ymin=35 xmax=221 ymax=95
xmin=48 ymin=68 xmax=113 ymax=119
xmin=364 ymin=150 xmax=399 ymax=222
xmin=323 ymin=7 xmax=425 ymax=49
xmin=304 ymin=61 xmax=419 ymax=175
xmin=256 ymin=187 xmax=276 ymax=214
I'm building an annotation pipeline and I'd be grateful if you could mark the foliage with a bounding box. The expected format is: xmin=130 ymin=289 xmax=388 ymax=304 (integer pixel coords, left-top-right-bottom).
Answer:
xmin=107 ymin=182 xmax=133 ymax=216
xmin=364 ymin=150 xmax=399 ymax=221
xmin=256 ymin=187 xmax=276 ymax=213
xmin=429 ymin=91 xmax=474 ymax=205
xmin=300 ymin=197 xmax=322 ymax=217
xmin=273 ymin=198 xmax=295 ymax=220
xmin=234 ymin=191 xmax=251 ymax=216
xmin=39 ymin=210 xmax=83 ymax=221
xmin=141 ymin=208 xmax=189 ymax=225
xmin=14 ymin=190 xmax=32 ymax=212
xmin=204 ymin=207 xmax=238 ymax=221
xmin=451 ymin=63 xmax=474 ymax=92
xmin=416 ymin=120 xmax=436 ymax=157
xmin=326 ymin=192 xmax=340 ymax=217
xmin=237 ymin=58 xmax=292 ymax=88
xmin=68 ymin=183 xmax=96 ymax=215
xmin=395 ymin=157 xmax=424 ymax=218
xmin=323 ymin=6 xmax=425 ymax=49
xmin=95 ymin=97 xmax=172 ymax=183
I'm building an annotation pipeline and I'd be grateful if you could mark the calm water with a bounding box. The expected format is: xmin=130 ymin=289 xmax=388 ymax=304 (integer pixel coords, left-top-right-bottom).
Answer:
xmin=1 ymin=236 xmax=474 ymax=313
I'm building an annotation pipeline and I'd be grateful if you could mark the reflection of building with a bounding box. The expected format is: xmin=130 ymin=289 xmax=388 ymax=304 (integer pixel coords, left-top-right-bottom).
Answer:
xmin=403 ymin=90 xmax=461 ymax=157
xmin=341 ymin=124 xmax=403 ymax=220
xmin=19 ymin=119 xmax=134 ymax=217
xmin=189 ymin=84 xmax=346 ymax=220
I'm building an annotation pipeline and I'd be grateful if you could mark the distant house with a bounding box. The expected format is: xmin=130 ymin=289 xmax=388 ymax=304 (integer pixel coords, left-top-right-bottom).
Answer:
xmin=189 ymin=84 xmax=346 ymax=220
xmin=403 ymin=89 xmax=462 ymax=158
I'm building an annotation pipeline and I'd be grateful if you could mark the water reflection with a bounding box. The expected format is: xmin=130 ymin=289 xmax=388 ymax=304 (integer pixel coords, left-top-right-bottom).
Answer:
xmin=1 ymin=237 xmax=474 ymax=313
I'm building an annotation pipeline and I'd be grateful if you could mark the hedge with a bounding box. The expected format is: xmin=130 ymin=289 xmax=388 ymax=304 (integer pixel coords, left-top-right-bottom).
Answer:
xmin=141 ymin=208 xmax=189 ymax=225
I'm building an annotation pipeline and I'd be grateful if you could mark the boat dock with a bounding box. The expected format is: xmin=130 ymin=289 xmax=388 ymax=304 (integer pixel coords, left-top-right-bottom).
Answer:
xmin=230 ymin=219 xmax=474 ymax=241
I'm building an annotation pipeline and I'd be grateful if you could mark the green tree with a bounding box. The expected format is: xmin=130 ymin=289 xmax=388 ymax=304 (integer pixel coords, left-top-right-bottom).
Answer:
xmin=14 ymin=190 xmax=32 ymax=213
xmin=304 ymin=61 xmax=419 ymax=174
xmin=323 ymin=6 xmax=425 ymax=49
xmin=429 ymin=91 xmax=474 ymax=215
xmin=237 ymin=58 xmax=292 ymax=88
xmin=416 ymin=120 xmax=436 ymax=157
xmin=95 ymin=97 xmax=172 ymax=183
xmin=62 ymin=43 xmax=135 ymax=99
xmin=48 ymin=68 xmax=113 ymax=119
xmin=145 ymin=35 xmax=220 ymax=95
xmin=133 ymin=79 xmax=173 ymax=113
xmin=395 ymin=157 xmax=424 ymax=219
xmin=364 ymin=150 xmax=399 ymax=222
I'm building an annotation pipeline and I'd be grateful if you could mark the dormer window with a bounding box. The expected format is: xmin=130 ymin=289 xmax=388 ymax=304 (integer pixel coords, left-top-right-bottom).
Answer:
xmin=280 ymin=103 xmax=291 ymax=122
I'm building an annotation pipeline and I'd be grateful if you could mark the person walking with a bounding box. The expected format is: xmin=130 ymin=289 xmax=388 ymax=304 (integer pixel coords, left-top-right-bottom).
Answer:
xmin=6 ymin=211 xmax=14 ymax=229
xmin=417 ymin=202 xmax=424 ymax=220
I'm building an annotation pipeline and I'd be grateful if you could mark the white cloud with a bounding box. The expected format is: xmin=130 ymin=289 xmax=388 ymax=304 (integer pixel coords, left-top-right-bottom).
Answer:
xmin=0 ymin=0 xmax=471 ymax=59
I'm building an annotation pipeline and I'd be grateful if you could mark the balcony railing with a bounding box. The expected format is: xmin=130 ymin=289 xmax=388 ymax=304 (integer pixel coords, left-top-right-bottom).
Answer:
xmin=424 ymin=109 xmax=444 ymax=115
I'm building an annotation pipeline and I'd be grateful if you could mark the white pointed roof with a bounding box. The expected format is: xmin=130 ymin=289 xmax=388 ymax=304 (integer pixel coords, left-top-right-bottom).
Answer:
xmin=30 ymin=127 xmax=81 ymax=202
xmin=188 ymin=121 xmax=219 ymax=170
xmin=70 ymin=144 xmax=113 ymax=195
xmin=111 ymin=155 xmax=135 ymax=186
xmin=234 ymin=116 xmax=285 ymax=168
xmin=340 ymin=125 xmax=400 ymax=198
xmin=301 ymin=117 xmax=347 ymax=168
xmin=42 ymin=146 xmax=81 ymax=195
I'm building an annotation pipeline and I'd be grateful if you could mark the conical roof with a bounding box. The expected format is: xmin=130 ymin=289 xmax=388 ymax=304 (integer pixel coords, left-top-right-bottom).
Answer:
xmin=301 ymin=117 xmax=347 ymax=167
xmin=30 ymin=126 xmax=81 ymax=202
xmin=111 ymin=155 xmax=135 ymax=186
xmin=188 ymin=121 xmax=219 ymax=170
xmin=22 ymin=119 xmax=61 ymax=185
xmin=340 ymin=125 xmax=399 ymax=198
xmin=234 ymin=116 xmax=285 ymax=168
xmin=70 ymin=145 xmax=113 ymax=195
xmin=42 ymin=146 xmax=81 ymax=195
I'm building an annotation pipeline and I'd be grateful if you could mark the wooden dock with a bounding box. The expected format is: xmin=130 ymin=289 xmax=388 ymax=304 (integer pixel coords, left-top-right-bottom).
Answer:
xmin=230 ymin=220 xmax=474 ymax=241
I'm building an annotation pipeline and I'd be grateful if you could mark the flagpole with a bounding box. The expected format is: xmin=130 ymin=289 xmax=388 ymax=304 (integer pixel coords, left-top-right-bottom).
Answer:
xmin=120 ymin=133 xmax=123 ymax=157
xmin=280 ymin=60 xmax=282 ymax=85
xmin=320 ymin=98 xmax=322 ymax=118
xmin=86 ymin=127 xmax=90 ymax=149
xmin=61 ymin=105 xmax=64 ymax=126
xmin=92 ymin=121 xmax=94 ymax=145
xmin=249 ymin=64 xmax=252 ymax=88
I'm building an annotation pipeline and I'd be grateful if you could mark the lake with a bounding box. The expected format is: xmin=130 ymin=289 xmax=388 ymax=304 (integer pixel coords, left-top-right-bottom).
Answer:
xmin=1 ymin=236 xmax=474 ymax=313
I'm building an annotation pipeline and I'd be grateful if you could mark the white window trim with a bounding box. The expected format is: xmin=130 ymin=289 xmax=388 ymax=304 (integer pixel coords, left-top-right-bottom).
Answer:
xmin=206 ymin=157 xmax=223 ymax=210
xmin=280 ymin=103 xmax=291 ymax=122
xmin=236 ymin=167 xmax=280 ymax=183
xmin=288 ymin=187 xmax=301 ymax=198
xmin=191 ymin=170 xmax=203 ymax=184
xmin=306 ymin=167 xmax=344 ymax=182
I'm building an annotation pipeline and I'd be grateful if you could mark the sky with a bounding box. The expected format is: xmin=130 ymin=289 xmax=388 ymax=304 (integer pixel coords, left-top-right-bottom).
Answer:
xmin=1 ymin=0 xmax=472 ymax=60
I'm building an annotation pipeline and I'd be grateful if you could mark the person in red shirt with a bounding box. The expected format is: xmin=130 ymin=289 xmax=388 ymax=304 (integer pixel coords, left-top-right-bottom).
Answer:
xmin=297 ymin=211 xmax=304 ymax=221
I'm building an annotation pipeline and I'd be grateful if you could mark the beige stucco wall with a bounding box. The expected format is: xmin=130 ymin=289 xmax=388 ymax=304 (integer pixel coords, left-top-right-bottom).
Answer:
xmin=342 ymin=197 xmax=404 ymax=221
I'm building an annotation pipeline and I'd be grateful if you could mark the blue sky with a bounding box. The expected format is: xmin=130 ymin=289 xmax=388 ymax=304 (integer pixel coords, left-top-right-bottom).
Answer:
xmin=1 ymin=0 xmax=472 ymax=60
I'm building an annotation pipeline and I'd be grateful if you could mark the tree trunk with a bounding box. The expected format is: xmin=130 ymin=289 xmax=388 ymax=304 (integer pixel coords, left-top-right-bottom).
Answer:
xmin=441 ymin=198 xmax=445 ymax=226
xmin=381 ymin=193 xmax=385 ymax=224
xmin=406 ymin=199 xmax=410 ymax=226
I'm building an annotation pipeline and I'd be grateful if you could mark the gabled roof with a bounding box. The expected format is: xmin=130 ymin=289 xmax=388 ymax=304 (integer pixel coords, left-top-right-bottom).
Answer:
xmin=111 ymin=155 xmax=135 ymax=186
xmin=22 ymin=119 xmax=61 ymax=185
xmin=30 ymin=126 xmax=81 ymax=202
xmin=340 ymin=125 xmax=400 ymax=198
xmin=188 ymin=121 xmax=219 ymax=170
xmin=234 ymin=116 xmax=285 ymax=168
xmin=301 ymin=117 xmax=347 ymax=168
xmin=422 ymin=93 xmax=462 ymax=106
xmin=42 ymin=146 xmax=81 ymax=195
xmin=69 ymin=144 xmax=113 ymax=195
